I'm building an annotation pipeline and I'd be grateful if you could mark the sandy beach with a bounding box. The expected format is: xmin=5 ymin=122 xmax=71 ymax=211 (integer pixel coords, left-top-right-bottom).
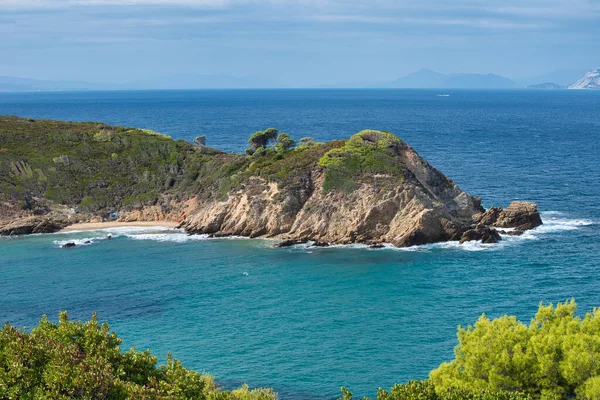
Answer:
xmin=60 ymin=221 xmax=179 ymax=232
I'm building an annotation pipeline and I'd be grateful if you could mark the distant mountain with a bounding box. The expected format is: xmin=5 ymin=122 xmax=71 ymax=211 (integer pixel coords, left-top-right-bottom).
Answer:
xmin=515 ymin=69 xmax=587 ymax=87
xmin=527 ymin=82 xmax=564 ymax=89
xmin=134 ymin=74 xmax=277 ymax=89
xmin=0 ymin=76 xmax=126 ymax=92
xmin=0 ymin=74 xmax=276 ymax=92
xmin=568 ymin=68 xmax=600 ymax=89
xmin=386 ymin=69 xmax=521 ymax=89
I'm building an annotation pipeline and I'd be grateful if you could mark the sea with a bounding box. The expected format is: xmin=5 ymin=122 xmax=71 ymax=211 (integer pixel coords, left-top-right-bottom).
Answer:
xmin=0 ymin=89 xmax=599 ymax=399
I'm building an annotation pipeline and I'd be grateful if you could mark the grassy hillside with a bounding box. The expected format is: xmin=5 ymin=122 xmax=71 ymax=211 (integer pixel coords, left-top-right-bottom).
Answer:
xmin=1 ymin=117 xmax=410 ymax=216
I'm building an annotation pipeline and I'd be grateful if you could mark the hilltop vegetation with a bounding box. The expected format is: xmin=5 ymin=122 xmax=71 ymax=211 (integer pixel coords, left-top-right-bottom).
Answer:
xmin=0 ymin=117 xmax=333 ymax=212
xmin=0 ymin=117 xmax=407 ymax=214
xmin=3 ymin=301 xmax=598 ymax=399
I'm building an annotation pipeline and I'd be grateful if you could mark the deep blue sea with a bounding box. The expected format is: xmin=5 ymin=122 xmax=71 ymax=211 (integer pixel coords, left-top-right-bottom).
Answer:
xmin=1 ymin=89 xmax=599 ymax=399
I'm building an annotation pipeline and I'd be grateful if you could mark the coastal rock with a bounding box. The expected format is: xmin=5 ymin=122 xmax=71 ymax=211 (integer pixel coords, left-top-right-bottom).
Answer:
xmin=61 ymin=242 xmax=76 ymax=248
xmin=474 ymin=207 xmax=502 ymax=226
xmin=276 ymin=238 xmax=309 ymax=248
xmin=459 ymin=225 xmax=501 ymax=244
xmin=181 ymin=132 xmax=485 ymax=248
xmin=495 ymin=201 xmax=542 ymax=231
xmin=0 ymin=216 xmax=65 ymax=236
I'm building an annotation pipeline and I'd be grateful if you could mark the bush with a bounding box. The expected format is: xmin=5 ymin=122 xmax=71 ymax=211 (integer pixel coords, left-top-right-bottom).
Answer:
xmin=247 ymin=128 xmax=278 ymax=153
xmin=0 ymin=312 xmax=278 ymax=400
xmin=318 ymin=130 xmax=406 ymax=193
xmin=430 ymin=299 xmax=600 ymax=399
xmin=340 ymin=381 xmax=531 ymax=400
xmin=275 ymin=133 xmax=296 ymax=152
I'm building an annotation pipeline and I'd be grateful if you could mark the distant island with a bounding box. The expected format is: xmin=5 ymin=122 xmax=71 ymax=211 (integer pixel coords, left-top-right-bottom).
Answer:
xmin=385 ymin=68 xmax=521 ymax=89
xmin=0 ymin=116 xmax=541 ymax=246
xmin=568 ymin=68 xmax=600 ymax=89
xmin=527 ymin=82 xmax=564 ymax=89
xmin=1 ymin=68 xmax=598 ymax=91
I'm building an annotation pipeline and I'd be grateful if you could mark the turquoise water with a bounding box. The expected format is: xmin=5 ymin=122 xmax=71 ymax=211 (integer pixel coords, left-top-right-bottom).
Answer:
xmin=1 ymin=90 xmax=600 ymax=399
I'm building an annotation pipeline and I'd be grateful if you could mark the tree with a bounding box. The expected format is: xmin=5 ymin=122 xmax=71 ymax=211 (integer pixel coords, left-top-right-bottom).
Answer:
xmin=299 ymin=137 xmax=315 ymax=147
xmin=247 ymin=128 xmax=278 ymax=155
xmin=275 ymin=133 xmax=296 ymax=152
xmin=429 ymin=299 xmax=600 ymax=400
xmin=194 ymin=136 xmax=206 ymax=146
xmin=0 ymin=312 xmax=278 ymax=400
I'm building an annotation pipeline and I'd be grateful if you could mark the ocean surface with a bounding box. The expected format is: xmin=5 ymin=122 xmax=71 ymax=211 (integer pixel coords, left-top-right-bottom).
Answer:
xmin=1 ymin=89 xmax=599 ymax=399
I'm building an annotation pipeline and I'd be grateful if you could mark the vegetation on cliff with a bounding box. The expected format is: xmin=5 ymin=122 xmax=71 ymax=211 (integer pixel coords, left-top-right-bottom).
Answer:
xmin=318 ymin=130 xmax=407 ymax=193
xmin=0 ymin=117 xmax=344 ymax=214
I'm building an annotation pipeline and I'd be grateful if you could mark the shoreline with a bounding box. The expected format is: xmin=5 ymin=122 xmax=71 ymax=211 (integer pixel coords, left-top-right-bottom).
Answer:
xmin=60 ymin=221 xmax=180 ymax=232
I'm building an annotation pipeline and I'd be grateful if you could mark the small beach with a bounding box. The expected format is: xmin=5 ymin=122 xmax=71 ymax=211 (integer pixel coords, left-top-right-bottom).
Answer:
xmin=60 ymin=221 xmax=179 ymax=232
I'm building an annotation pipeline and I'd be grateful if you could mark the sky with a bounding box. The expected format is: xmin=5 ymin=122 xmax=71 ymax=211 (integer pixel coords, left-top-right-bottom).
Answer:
xmin=0 ymin=0 xmax=599 ymax=86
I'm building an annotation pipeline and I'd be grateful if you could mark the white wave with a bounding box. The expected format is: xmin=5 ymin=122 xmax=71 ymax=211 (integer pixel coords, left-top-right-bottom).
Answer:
xmin=125 ymin=232 xmax=209 ymax=242
xmin=53 ymin=236 xmax=104 ymax=247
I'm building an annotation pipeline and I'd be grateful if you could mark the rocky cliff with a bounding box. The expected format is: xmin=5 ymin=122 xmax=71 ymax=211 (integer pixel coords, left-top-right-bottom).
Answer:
xmin=0 ymin=118 xmax=542 ymax=246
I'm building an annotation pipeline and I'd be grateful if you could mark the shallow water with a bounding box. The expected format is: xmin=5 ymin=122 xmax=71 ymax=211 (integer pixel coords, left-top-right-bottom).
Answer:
xmin=1 ymin=89 xmax=600 ymax=399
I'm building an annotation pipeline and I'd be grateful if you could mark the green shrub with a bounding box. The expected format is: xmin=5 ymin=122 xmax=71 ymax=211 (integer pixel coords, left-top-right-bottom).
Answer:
xmin=340 ymin=381 xmax=531 ymax=400
xmin=318 ymin=130 xmax=406 ymax=193
xmin=247 ymin=128 xmax=278 ymax=154
xmin=0 ymin=312 xmax=277 ymax=400
xmin=430 ymin=299 xmax=600 ymax=399
xmin=275 ymin=133 xmax=296 ymax=152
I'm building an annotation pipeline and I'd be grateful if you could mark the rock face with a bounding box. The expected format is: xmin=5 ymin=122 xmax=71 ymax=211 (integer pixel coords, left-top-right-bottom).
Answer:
xmin=0 ymin=216 xmax=66 ymax=236
xmin=460 ymin=225 xmax=501 ymax=244
xmin=495 ymin=201 xmax=542 ymax=231
xmin=568 ymin=68 xmax=600 ymax=89
xmin=181 ymin=130 xmax=491 ymax=247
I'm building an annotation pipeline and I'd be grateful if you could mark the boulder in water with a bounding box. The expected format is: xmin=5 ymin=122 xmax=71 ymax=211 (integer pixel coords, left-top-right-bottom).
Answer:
xmin=460 ymin=225 xmax=501 ymax=244
xmin=276 ymin=238 xmax=309 ymax=248
xmin=495 ymin=201 xmax=542 ymax=231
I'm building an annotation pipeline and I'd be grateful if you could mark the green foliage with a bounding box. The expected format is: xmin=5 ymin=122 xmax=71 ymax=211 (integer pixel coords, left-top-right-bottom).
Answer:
xmin=318 ymin=130 xmax=406 ymax=193
xmin=340 ymin=381 xmax=531 ymax=400
xmin=430 ymin=299 xmax=600 ymax=400
xmin=0 ymin=116 xmax=232 ymax=211
xmin=247 ymin=128 xmax=278 ymax=154
xmin=298 ymin=137 xmax=317 ymax=149
xmin=275 ymin=133 xmax=296 ymax=152
xmin=0 ymin=312 xmax=277 ymax=400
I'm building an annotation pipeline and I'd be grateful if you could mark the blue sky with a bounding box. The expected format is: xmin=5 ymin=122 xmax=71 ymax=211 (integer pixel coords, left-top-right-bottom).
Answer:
xmin=1 ymin=0 xmax=598 ymax=86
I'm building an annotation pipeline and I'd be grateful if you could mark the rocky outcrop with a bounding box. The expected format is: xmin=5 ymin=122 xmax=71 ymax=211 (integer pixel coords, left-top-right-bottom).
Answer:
xmin=0 ymin=216 xmax=66 ymax=236
xmin=495 ymin=201 xmax=542 ymax=231
xmin=459 ymin=225 xmax=501 ymax=244
xmin=181 ymin=131 xmax=495 ymax=247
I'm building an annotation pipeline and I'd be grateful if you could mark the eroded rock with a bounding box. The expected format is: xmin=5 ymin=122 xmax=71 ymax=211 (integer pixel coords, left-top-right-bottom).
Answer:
xmin=495 ymin=201 xmax=542 ymax=231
